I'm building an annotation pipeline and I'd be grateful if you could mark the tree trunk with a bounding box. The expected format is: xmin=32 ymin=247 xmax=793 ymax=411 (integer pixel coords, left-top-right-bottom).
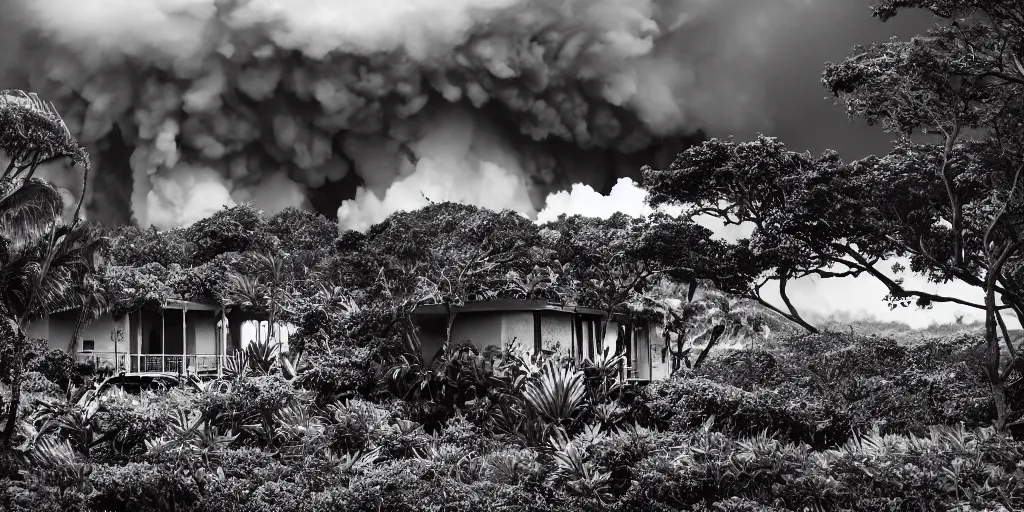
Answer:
xmin=2 ymin=321 xmax=25 ymax=448
xmin=67 ymin=309 xmax=87 ymax=354
xmin=985 ymin=268 xmax=1010 ymax=431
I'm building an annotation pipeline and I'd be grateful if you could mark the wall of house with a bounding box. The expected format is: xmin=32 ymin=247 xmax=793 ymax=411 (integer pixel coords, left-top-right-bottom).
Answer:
xmin=500 ymin=312 xmax=534 ymax=354
xmin=581 ymin=318 xmax=596 ymax=360
xmin=29 ymin=311 xmax=131 ymax=355
xmin=649 ymin=324 xmax=671 ymax=381
xmin=450 ymin=312 xmax=503 ymax=352
xmin=163 ymin=310 xmax=185 ymax=356
xmin=633 ymin=323 xmax=652 ymax=380
xmin=416 ymin=315 xmax=447 ymax=364
xmin=25 ymin=315 xmax=49 ymax=343
xmin=539 ymin=312 xmax=573 ymax=355
xmin=186 ymin=311 xmax=218 ymax=355
xmin=46 ymin=310 xmax=78 ymax=351
xmin=603 ymin=320 xmax=620 ymax=355
xmin=80 ymin=315 xmax=128 ymax=353
xmin=141 ymin=309 xmax=164 ymax=354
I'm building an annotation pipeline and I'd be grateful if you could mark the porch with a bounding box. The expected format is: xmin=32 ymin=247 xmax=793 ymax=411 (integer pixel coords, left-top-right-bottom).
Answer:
xmin=71 ymin=301 xmax=295 ymax=377
xmin=75 ymin=352 xmax=227 ymax=375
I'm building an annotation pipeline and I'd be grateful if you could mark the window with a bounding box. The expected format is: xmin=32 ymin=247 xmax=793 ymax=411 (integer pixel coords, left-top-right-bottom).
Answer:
xmin=82 ymin=339 xmax=95 ymax=351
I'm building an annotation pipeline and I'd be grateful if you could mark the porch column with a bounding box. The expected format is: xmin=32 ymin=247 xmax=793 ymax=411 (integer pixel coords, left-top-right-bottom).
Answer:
xmin=136 ymin=310 xmax=143 ymax=372
xmin=219 ymin=309 xmax=228 ymax=379
xmin=112 ymin=318 xmax=119 ymax=372
xmin=161 ymin=310 xmax=165 ymax=372
xmin=182 ymin=305 xmax=188 ymax=376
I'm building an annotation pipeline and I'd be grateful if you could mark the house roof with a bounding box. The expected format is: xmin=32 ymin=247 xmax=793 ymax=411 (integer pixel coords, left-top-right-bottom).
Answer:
xmin=164 ymin=298 xmax=220 ymax=311
xmin=413 ymin=299 xmax=626 ymax=319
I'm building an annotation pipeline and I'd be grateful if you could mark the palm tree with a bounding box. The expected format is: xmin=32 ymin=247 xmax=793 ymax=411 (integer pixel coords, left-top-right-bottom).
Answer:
xmin=0 ymin=219 xmax=105 ymax=445
xmin=222 ymin=250 xmax=307 ymax=366
xmin=0 ymin=90 xmax=96 ymax=448
xmin=65 ymin=275 xmax=110 ymax=355
xmin=640 ymin=280 xmax=778 ymax=372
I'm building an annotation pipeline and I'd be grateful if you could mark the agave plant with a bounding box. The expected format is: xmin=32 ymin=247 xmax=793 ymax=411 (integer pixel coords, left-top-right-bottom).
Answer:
xmin=480 ymin=448 xmax=540 ymax=485
xmin=222 ymin=349 xmax=249 ymax=379
xmin=20 ymin=437 xmax=93 ymax=495
xmin=146 ymin=409 xmax=237 ymax=465
xmin=325 ymin=445 xmax=382 ymax=473
xmin=579 ymin=347 xmax=626 ymax=405
xmin=523 ymin=360 xmax=588 ymax=437
xmin=28 ymin=383 xmax=101 ymax=457
xmin=273 ymin=402 xmax=329 ymax=458
xmin=245 ymin=339 xmax=279 ymax=375
xmin=413 ymin=440 xmax=480 ymax=483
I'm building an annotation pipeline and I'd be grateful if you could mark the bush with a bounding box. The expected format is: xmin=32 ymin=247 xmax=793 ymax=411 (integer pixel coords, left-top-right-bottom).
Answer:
xmin=325 ymin=399 xmax=394 ymax=453
xmin=0 ymin=479 xmax=88 ymax=512
xmin=697 ymin=350 xmax=789 ymax=391
xmin=19 ymin=371 xmax=61 ymax=395
xmin=295 ymin=346 xmax=376 ymax=400
xmin=616 ymin=425 xmax=1024 ymax=511
xmin=646 ymin=377 xmax=852 ymax=448
xmin=88 ymin=462 xmax=201 ymax=511
xmin=29 ymin=350 xmax=82 ymax=389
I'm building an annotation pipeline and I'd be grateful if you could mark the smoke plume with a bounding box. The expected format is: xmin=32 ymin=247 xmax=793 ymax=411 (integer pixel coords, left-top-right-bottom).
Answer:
xmin=0 ymin=0 xmax=820 ymax=229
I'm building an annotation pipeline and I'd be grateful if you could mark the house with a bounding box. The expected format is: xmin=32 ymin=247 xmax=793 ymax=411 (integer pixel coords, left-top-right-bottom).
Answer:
xmin=412 ymin=299 xmax=672 ymax=382
xmin=25 ymin=298 xmax=296 ymax=378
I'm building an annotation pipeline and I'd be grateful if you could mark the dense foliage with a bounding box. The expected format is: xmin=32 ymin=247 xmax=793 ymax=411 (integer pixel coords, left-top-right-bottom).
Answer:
xmin=1 ymin=329 xmax=1021 ymax=511
xmin=6 ymin=2 xmax=1024 ymax=510
xmin=642 ymin=0 xmax=1024 ymax=430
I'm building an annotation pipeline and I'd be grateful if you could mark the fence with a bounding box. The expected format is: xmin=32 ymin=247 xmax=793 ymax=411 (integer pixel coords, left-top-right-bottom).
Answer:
xmin=76 ymin=352 xmax=225 ymax=375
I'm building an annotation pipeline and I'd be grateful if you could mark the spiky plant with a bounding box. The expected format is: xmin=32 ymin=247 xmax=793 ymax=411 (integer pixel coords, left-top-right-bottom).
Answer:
xmin=523 ymin=360 xmax=588 ymax=436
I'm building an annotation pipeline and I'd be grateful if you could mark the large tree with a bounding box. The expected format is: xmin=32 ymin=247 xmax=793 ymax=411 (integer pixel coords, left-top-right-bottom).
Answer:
xmin=0 ymin=90 xmax=100 ymax=447
xmin=644 ymin=1 xmax=1024 ymax=429
xmin=353 ymin=203 xmax=542 ymax=360
xmin=539 ymin=212 xmax=743 ymax=348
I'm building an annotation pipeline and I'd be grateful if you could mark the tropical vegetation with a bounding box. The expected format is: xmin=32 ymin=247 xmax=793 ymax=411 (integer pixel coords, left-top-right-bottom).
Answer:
xmin=3 ymin=1 xmax=1024 ymax=510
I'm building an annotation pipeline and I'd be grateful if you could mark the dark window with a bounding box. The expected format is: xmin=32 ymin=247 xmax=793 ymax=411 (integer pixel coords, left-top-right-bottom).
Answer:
xmin=533 ymin=311 xmax=542 ymax=353
xmin=83 ymin=339 xmax=95 ymax=351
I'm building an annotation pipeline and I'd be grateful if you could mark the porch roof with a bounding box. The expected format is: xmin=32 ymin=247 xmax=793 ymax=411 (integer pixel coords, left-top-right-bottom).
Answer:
xmin=413 ymin=299 xmax=622 ymax=319
xmin=163 ymin=298 xmax=220 ymax=311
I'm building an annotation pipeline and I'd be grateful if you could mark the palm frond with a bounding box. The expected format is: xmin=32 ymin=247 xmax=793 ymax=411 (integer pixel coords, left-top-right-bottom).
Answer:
xmin=0 ymin=178 xmax=63 ymax=243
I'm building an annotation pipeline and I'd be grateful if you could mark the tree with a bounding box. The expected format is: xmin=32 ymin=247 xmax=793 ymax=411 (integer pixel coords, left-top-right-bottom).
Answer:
xmin=823 ymin=0 xmax=1024 ymax=430
xmin=540 ymin=213 xmax=740 ymax=356
xmin=643 ymin=1 xmax=1024 ymax=429
xmin=265 ymin=207 xmax=337 ymax=255
xmin=359 ymin=203 xmax=542 ymax=359
xmin=0 ymin=90 xmax=98 ymax=447
xmin=183 ymin=204 xmax=274 ymax=266
xmin=65 ymin=274 xmax=109 ymax=355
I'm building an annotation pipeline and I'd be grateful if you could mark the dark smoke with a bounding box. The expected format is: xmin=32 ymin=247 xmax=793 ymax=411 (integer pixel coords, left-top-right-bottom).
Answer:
xmin=0 ymin=0 xmax=931 ymax=230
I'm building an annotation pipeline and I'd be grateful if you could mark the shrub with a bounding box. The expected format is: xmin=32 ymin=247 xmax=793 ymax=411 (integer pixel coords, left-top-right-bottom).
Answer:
xmin=29 ymin=350 xmax=82 ymax=389
xmin=295 ymin=345 xmax=376 ymax=400
xmin=646 ymin=377 xmax=852 ymax=448
xmin=88 ymin=462 xmax=201 ymax=511
xmin=0 ymin=479 xmax=88 ymax=512
xmin=325 ymin=399 xmax=393 ymax=453
xmin=616 ymin=425 xmax=1024 ymax=511
xmin=698 ymin=350 xmax=789 ymax=391
xmin=20 ymin=371 xmax=61 ymax=395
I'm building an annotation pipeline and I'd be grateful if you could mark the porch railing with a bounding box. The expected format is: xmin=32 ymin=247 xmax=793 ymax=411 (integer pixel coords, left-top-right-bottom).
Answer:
xmin=131 ymin=354 xmax=226 ymax=375
xmin=75 ymin=352 xmax=128 ymax=373
xmin=77 ymin=353 xmax=226 ymax=375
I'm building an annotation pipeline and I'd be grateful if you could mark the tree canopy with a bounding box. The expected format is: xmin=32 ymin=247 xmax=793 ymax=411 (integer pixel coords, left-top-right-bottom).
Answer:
xmin=643 ymin=0 xmax=1024 ymax=429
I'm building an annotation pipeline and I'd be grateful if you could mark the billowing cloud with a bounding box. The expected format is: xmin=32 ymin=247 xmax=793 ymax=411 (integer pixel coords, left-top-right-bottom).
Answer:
xmin=0 ymin=0 xmax=850 ymax=229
